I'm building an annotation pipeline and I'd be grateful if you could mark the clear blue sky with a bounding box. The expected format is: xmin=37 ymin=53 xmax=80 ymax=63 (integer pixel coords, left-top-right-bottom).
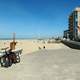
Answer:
xmin=0 ymin=0 xmax=80 ymax=38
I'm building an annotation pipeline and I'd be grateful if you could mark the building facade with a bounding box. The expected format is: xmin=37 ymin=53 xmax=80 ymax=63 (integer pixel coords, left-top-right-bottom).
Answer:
xmin=63 ymin=30 xmax=69 ymax=39
xmin=68 ymin=7 xmax=80 ymax=41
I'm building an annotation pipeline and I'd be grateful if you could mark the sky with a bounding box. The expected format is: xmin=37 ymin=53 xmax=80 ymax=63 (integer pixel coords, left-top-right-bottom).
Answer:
xmin=0 ymin=0 xmax=80 ymax=38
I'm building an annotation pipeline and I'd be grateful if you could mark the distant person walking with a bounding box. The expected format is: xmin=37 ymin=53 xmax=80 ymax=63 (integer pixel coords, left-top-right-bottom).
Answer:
xmin=43 ymin=46 xmax=45 ymax=49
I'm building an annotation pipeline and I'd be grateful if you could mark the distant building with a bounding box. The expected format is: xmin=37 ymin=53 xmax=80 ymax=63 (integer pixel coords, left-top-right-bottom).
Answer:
xmin=68 ymin=7 xmax=80 ymax=41
xmin=63 ymin=30 xmax=69 ymax=39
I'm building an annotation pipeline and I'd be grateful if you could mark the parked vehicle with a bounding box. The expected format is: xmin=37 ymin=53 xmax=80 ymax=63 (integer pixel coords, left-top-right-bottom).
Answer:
xmin=0 ymin=47 xmax=22 ymax=67
xmin=0 ymin=33 xmax=23 ymax=67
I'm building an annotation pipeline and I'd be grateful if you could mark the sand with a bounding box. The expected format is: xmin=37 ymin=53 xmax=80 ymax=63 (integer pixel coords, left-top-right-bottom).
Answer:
xmin=0 ymin=44 xmax=80 ymax=80
xmin=0 ymin=39 xmax=78 ymax=80
xmin=0 ymin=39 xmax=69 ymax=54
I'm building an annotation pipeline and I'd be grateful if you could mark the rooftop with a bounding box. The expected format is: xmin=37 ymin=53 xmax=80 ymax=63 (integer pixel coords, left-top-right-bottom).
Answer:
xmin=75 ymin=7 xmax=80 ymax=11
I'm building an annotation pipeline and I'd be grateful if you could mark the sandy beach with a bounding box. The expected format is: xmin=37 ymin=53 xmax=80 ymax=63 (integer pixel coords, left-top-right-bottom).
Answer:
xmin=0 ymin=0 xmax=79 ymax=80
xmin=0 ymin=39 xmax=69 ymax=54
xmin=0 ymin=40 xmax=80 ymax=80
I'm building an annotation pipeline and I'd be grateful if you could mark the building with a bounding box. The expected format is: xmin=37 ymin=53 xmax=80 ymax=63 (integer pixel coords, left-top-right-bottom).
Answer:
xmin=63 ymin=30 xmax=69 ymax=39
xmin=68 ymin=7 xmax=80 ymax=41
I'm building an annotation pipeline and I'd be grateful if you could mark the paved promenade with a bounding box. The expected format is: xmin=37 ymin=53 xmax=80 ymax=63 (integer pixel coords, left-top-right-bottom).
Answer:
xmin=0 ymin=45 xmax=80 ymax=80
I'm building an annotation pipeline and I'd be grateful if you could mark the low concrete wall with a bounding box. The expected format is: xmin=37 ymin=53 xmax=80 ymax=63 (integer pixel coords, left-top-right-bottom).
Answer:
xmin=61 ymin=40 xmax=80 ymax=49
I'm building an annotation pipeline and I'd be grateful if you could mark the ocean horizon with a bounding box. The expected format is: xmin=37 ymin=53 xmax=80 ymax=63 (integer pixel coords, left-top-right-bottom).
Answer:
xmin=0 ymin=37 xmax=52 ymax=40
xmin=0 ymin=38 xmax=37 ymax=40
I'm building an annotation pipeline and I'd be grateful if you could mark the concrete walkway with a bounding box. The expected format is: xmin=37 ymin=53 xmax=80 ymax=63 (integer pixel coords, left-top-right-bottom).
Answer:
xmin=0 ymin=47 xmax=80 ymax=80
